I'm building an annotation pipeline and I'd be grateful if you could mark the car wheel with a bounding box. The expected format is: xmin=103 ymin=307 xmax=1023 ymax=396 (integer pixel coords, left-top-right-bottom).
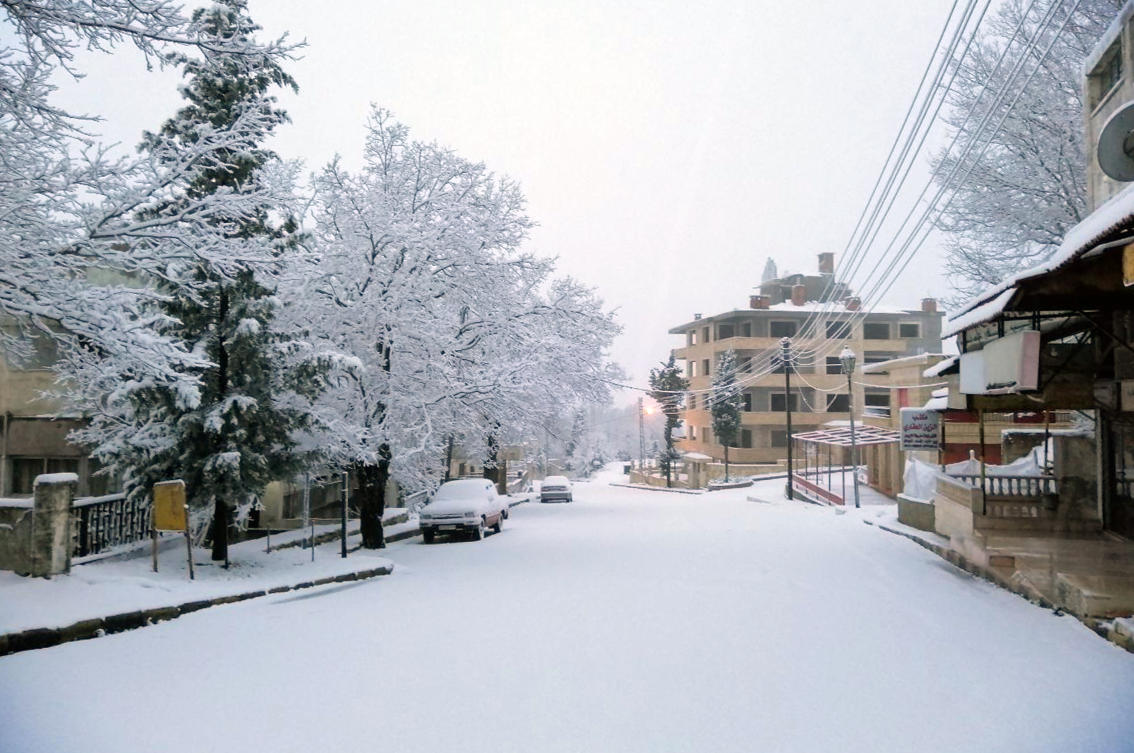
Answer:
xmin=502 ymin=508 xmax=509 ymax=520
xmin=471 ymin=519 xmax=485 ymax=541
xmin=493 ymin=515 xmax=502 ymax=533
xmin=422 ymin=529 xmax=435 ymax=544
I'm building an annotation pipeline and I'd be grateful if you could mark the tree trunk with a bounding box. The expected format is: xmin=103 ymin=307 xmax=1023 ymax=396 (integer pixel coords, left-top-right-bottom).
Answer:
xmin=210 ymin=498 xmax=228 ymax=565
xmin=444 ymin=435 xmax=454 ymax=482
xmin=211 ymin=287 xmax=230 ymax=564
xmin=663 ymin=425 xmax=673 ymax=488
xmin=724 ymin=444 xmax=730 ymax=483
xmin=356 ymin=445 xmax=390 ymax=549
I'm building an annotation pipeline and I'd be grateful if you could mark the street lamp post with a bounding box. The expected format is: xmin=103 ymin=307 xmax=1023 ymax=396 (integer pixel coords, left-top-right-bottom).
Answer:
xmin=840 ymin=347 xmax=861 ymax=509
xmin=782 ymin=337 xmax=794 ymax=500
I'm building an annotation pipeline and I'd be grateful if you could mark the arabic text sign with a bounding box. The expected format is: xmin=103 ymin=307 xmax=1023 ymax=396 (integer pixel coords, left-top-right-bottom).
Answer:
xmin=900 ymin=408 xmax=940 ymax=451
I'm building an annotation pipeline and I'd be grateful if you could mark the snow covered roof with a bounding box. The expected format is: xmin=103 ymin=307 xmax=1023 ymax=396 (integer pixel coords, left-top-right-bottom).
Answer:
xmin=860 ymin=352 xmax=949 ymax=374
xmin=923 ymin=387 xmax=949 ymax=412
xmin=944 ymin=182 xmax=1134 ymax=337
xmin=922 ymin=355 xmax=958 ymax=378
xmin=1084 ymin=0 xmax=1133 ymax=75
xmin=791 ymin=425 xmax=900 ymax=447
xmin=683 ymin=452 xmax=713 ymax=461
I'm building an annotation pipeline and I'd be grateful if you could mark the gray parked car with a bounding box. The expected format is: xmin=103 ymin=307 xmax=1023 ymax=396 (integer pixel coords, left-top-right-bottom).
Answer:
xmin=540 ymin=475 xmax=573 ymax=503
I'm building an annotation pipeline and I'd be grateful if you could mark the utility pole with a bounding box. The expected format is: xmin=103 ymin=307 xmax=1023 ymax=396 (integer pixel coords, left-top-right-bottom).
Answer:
xmin=782 ymin=337 xmax=794 ymax=500
xmin=638 ymin=396 xmax=646 ymax=470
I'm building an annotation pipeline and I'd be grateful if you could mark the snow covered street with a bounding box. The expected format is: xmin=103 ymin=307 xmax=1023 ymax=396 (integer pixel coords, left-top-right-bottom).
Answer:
xmin=3 ymin=467 xmax=1134 ymax=753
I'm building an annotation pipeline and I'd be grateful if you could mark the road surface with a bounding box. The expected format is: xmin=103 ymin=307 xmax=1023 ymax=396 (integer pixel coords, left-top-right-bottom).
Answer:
xmin=3 ymin=468 xmax=1133 ymax=752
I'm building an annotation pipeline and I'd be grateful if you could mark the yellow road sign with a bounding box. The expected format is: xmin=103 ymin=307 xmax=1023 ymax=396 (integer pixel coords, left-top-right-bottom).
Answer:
xmin=153 ymin=480 xmax=187 ymax=531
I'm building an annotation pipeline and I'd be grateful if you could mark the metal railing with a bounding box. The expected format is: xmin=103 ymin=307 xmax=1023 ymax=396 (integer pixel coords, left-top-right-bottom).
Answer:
xmin=404 ymin=490 xmax=429 ymax=514
xmin=951 ymin=474 xmax=1056 ymax=498
xmin=72 ymin=493 xmax=151 ymax=558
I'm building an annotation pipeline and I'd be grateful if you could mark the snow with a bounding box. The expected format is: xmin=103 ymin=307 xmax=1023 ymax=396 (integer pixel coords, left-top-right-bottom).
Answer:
xmin=0 ymin=498 xmax=34 ymax=509
xmin=945 ymin=181 xmax=1134 ymax=337
xmin=922 ymin=355 xmax=958 ymax=378
xmin=942 ymin=287 xmax=1016 ymax=338
xmin=2 ymin=465 xmax=1132 ymax=753
xmin=32 ymin=472 xmax=78 ymax=486
xmin=0 ymin=533 xmax=392 ymax=635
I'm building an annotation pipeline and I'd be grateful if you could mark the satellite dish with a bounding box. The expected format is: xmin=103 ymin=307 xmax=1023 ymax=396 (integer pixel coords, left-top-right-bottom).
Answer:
xmin=1097 ymin=101 xmax=1134 ymax=181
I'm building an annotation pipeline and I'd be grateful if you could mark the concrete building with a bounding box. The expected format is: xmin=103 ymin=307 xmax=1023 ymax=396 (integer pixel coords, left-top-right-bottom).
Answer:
xmin=1085 ymin=1 xmax=1134 ymax=211
xmin=0 ymin=319 xmax=107 ymax=498
xmin=669 ymin=253 xmax=943 ymax=469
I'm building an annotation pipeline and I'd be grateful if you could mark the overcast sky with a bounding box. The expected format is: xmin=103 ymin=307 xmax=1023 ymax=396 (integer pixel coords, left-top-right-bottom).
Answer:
xmin=46 ymin=0 xmax=955 ymax=403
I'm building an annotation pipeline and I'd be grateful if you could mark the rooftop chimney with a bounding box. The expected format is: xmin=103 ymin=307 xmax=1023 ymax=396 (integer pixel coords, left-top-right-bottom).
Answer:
xmin=749 ymin=294 xmax=770 ymax=309
xmin=921 ymin=297 xmax=937 ymax=313
xmin=791 ymin=284 xmax=806 ymax=306
xmin=845 ymin=296 xmax=861 ymax=311
xmin=818 ymin=252 xmax=835 ymax=274
xmin=693 ymin=313 xmax=702 ymax=320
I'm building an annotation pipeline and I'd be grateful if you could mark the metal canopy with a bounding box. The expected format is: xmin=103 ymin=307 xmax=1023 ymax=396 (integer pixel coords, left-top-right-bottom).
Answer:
xmin=791 ymin=425 xmax=900 ymax=447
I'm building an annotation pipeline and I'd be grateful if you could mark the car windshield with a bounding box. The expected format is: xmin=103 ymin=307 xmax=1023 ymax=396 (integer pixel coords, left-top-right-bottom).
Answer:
xmin=433 ymin=480 xmax=489 ymax=501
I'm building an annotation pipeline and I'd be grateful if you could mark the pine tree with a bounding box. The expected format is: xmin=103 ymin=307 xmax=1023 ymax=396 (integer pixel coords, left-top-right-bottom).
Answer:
xmin=710 ymin=349 xmax=743 ymax=482
xmin=648 ymin=355 xmax=688 ymax=488
xmin=126 ymin=0 xmax=306 ymax=564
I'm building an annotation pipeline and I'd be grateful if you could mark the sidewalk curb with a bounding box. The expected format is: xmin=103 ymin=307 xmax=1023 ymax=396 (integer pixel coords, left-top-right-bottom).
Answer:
xmin=0 ymin=564 xmax=394 ymax=659
xmin=863 ymin=519 xmax=1134 ymax=654
xmin=607 ymin=482 xmax=703 ymax=495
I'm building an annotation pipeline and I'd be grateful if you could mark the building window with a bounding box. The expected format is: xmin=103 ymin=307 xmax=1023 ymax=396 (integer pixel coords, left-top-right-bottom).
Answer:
xmin=863 ymin=322 xmax=890 ymax=340
xmin=688 ymin=393 xmax=696 ymax=411
xmin=741 ymin=429 xmax=753 ymax=449
xmin=688 ymin=331 xmax=696 ymax=346
xmin=864 ymin=392 xmax=890 ymax=408
xmin=826 ymin=357 xmax=843 ymax=375
xmin=742 ymin=393 xmax=752 ymax=412
xmin=771 ymin=430 xmax=788 ymax=448
xmin=770 ymin=393 xmax=799 ymax=412
xmin=690 ymin=425 xmax=697 ymax=440
xmin=718 ymin=323 xmax=735 ymax=340
xmin=741 ymin=322 xmax=752 ymax=337
xmin=1092 ymin=39 xmax=1123 ymax=109
xmin=826 ymin=320 xmax=850 ymax=339
xmin=739 ymin=356 xmax=752 ymax=372
xmin=702 ymin=326 xmax=710 ymax=343
xmin=702 ymin=359 xmax=710 ymax=376
xmin=769 ymin=320 xmax=797 ymax=338
xmin=864 ymin=352 xmax=894 ymax=365
xmin=899 ymin=322 xmax=920 ymax=338
xmin=11 ymin=457 xmax=80 ymax=495
xmin=688 ymin=361 xmax=695 ymax=378
xmin=826 ymin=394 xmax=849 ymax=412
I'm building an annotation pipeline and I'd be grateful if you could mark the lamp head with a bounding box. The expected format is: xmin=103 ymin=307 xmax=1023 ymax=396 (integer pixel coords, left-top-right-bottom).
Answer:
xmin=839 ymin=347 xmax=856 ymax=374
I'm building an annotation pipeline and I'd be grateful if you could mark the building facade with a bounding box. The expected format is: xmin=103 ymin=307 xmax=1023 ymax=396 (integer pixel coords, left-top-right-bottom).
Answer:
xmin=669 ymin=254 xmax=943 ymax=466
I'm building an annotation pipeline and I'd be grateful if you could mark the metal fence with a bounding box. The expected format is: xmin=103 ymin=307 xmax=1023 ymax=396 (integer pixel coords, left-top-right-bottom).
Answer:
xmin=72 ymin=493 xmax=152 ymax=558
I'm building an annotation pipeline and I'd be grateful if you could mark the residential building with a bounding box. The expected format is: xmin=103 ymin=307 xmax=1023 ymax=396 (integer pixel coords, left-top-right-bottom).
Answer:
xmin=669 ymin=253 xmax=943 ymax=468
xmin=0 ymin=318 xmax=108 ymax=497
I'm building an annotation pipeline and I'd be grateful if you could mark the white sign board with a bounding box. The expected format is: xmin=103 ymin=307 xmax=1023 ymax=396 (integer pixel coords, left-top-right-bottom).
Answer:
xmin=900 ymin=408 xmax=941 ymax=452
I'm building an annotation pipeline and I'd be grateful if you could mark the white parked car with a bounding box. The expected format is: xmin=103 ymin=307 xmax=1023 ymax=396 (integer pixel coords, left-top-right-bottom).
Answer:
xmin=419 ymin=478 xmax=507 ymax=543
xmin=540 ymin=475 xmax=573 ymax=503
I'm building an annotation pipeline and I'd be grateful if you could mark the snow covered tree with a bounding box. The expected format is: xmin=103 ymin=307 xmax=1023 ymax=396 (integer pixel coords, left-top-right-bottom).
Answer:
xmin=65 ymin=1 xmax=308 ymax=564
xmin=932 ymin=0 xmax=1120 ymax=302
xmin=710 ymin=349 xmax=742 ymax=482
xmin=648 ymin=355 xmax=688 ymax=488
xmin=292 ymin=108 xmax=619 ymax=547
xmin=0 ymin=1 xmax=296 ymax=395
